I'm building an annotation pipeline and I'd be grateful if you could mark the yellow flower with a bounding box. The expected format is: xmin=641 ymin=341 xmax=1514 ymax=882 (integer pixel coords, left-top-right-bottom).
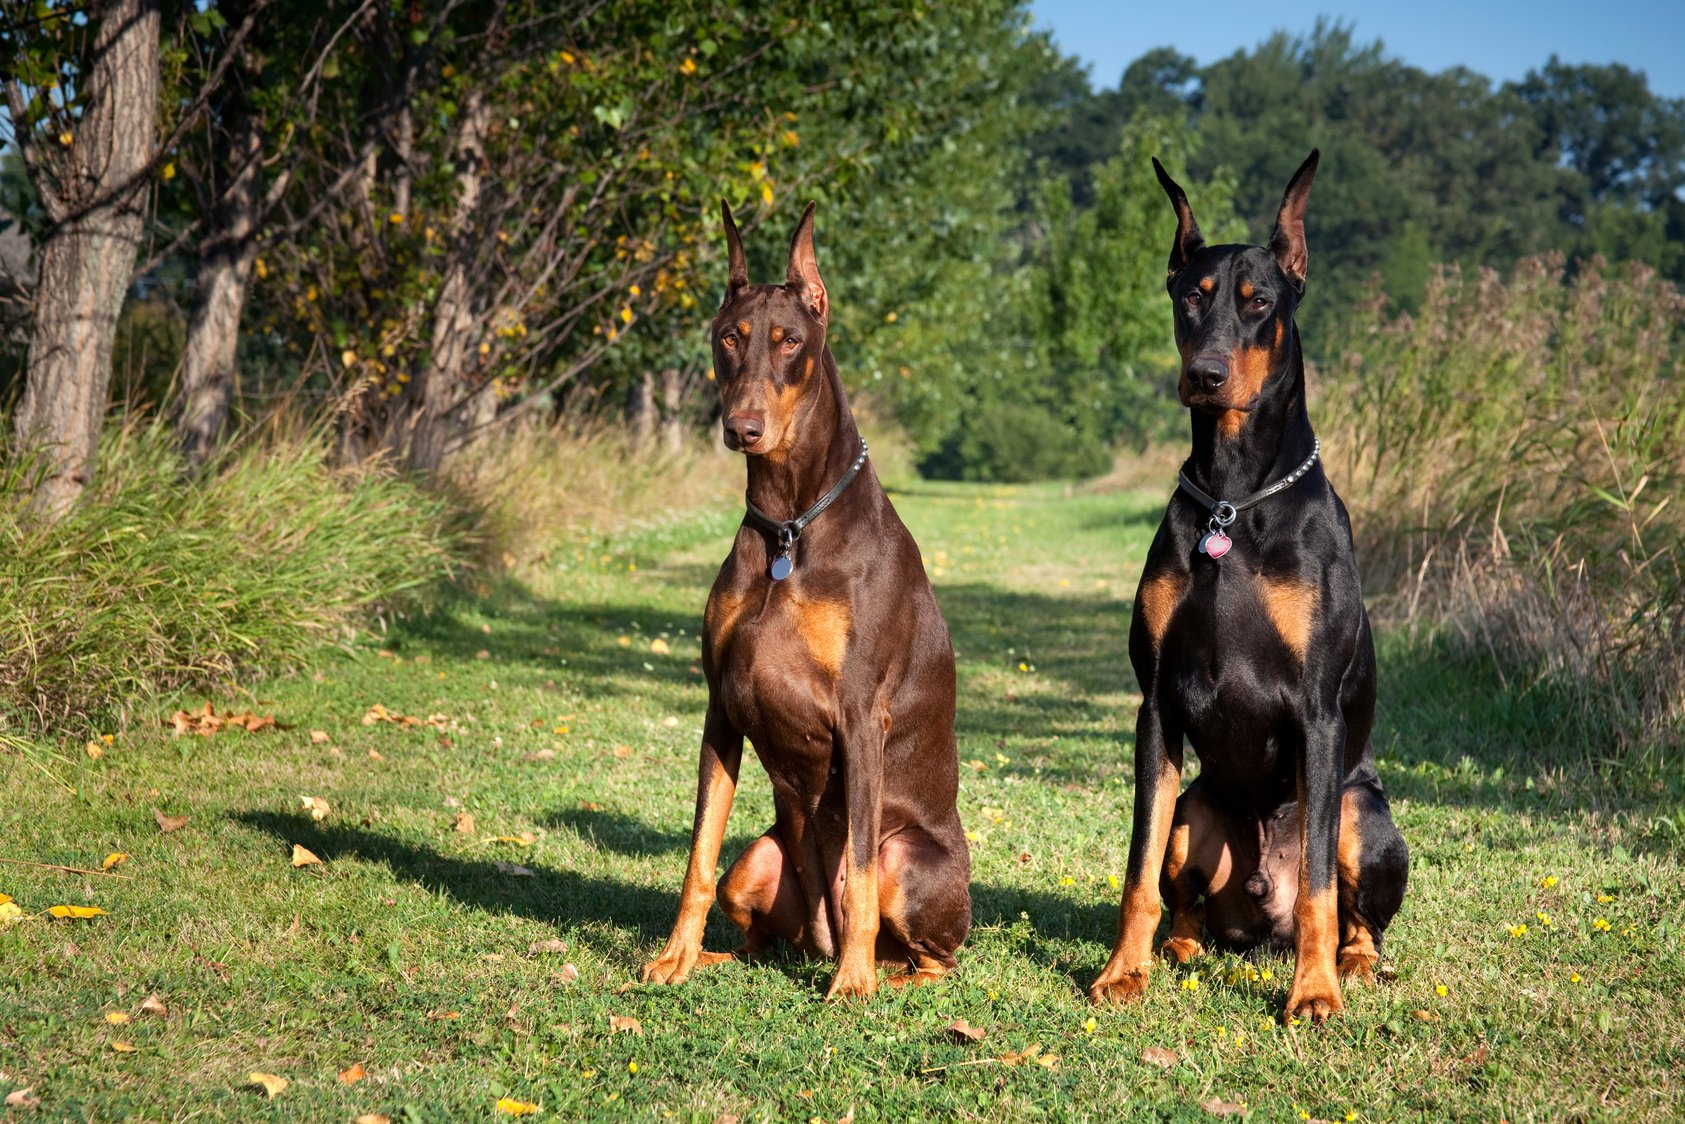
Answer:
xmin=1215 ymin=1026 xmax=1226 ymax=1037
xmin=1539 ymin=875 xmax=1558 ymax=889
xmin=627 ymin=1060 xmax=638 ymax=1074
xmin=1181 ymin=975 xmax=1200 ymax=992
xmin=1536 ymin=911 xmax=1552 ymax=927
xmin=1107 ymin=874 xmax=1120 ymax=891
xmin=1593 ymin=918 xmax=1611 ymax=932
xmin=1507 ymin=923 xmax=1528 ymax=938
xmin=1018 ymin=661 xmax=1029 ymax=671
xmin=1259 ymin=968 xmax=1273 ymax=981
xmin=1434 ymin=983 xmax=1448 ymax=998
xmin=1058 ymin=876 xmax=1075 ymax=888
xmin=619 ymin=306 xmax=633 ymax=324
xmin=1082 ymin=1016 xmax=1096 ymax=1034
xmin=679 ymin=57 xmax=697 ymax=75
xmin=389 ymin=211 xmax=404 ymax=224
xmin=1597 ymin=893 xmax=1614 ymax=903
xmin=161 ymin=161 xmax=176 ymax=182
xmin=1569 ymin=971 xmax=1582 ymax=983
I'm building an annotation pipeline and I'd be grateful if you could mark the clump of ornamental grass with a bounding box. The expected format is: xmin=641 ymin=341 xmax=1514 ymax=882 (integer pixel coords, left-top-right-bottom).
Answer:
xmin=1316 ymin=254 xmax=1685 ymax=763
xmin=0 ymin=423 xmax=456 ymax=735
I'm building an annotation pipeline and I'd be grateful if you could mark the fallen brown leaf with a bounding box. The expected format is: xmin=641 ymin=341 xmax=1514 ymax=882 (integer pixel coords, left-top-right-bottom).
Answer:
xmin=455 ymin=812 xmax=477 ymax=835
xmin=338 ymin=1062 xmax=366 ymax=1085
xmin=945 ymin=1017 xmax=986 ymax=1043
xmin=101 ymin=852 xmax=128 ymax=870
xmin=1201 ymin=1097 xmax=1247 ymax=1116
xmin=608 ymin=1013 xmax=643 ymax=1036
xmin=650 ymin=638 xmax=671 ymax=655
xmin=558 ymin=963 xmax=579 ymax=983
xmin=170 ymin=701 xmax=279 ymax=736
xmin=4 ymin=1087 xmax=39 ymax=1109
xmin=426 ymin=1009 xmax=461 ymax=1021
xmin=248 ymin=1072 xmax=288 ymax=1097
xmin=528 ymin=938 xmax=567 ymax=956
xmin=105 ymin=1010 xmax=131 ymax=1024
xmin=300 ymin=795 xmax=331 ymax=822
xmin=612 ymin=745 xmax=633 ymax=758
xmin=475 ymin=649 xmax=491 ymax=660
xmin=291 ymin=844 xmax=323 ymax=868
xmin=1141 ymin=1045 xmax=1179 ymax=1068
xmin=139 ymin=992 xmax=168 ymax=1018
xmin=110 ymin=1040 xmax=137 ymax=1053
xmin=354 ymin=1114 xmax=391 ymax=1124
xmin=47 ymin=904 xmax=107 ymax=919
xmin=85 ymin=740 xmax=104 ymax=759
xmin=997 ymin=1043 xmax=1057 ymax=1068
xmin=522 ymin=749 xmax=556 ymax=762
xmin=153 ymin=807 xmax=189 ymax=834
xmin=1412 ymin=1008 xmax=1438 ymax=1023
xmin=310 ymin=729 xmax=330 ymax=744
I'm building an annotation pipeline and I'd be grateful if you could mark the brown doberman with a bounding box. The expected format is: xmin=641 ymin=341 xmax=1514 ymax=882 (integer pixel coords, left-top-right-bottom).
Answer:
xmin=641 ymin=201 xmax=971 ymax=1000
xmin=1089 ymin=152 xmax=1408 ymax=1022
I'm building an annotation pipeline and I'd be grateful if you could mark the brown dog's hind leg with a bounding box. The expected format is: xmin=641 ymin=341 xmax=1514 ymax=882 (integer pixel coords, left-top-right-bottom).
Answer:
xmin=875 ymin=826 xmax=970 ymax=988
xmin=1159 ymin=778 xmax=1242 ymax=965
xmin=716 ymin=830 xmax=812 ymax=958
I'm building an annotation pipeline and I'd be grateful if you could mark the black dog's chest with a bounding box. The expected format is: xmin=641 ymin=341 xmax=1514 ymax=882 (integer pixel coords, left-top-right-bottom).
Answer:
xmin=1157 ymin=558 xmax=1315 ymax=793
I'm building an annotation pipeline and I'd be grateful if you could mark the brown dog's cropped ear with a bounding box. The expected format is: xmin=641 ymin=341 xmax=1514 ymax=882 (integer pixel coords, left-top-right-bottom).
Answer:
xmin=1269 ymin=149 xmax=1319 ymax=292
xmin=785 ymin=200 xmax=828 ymax=322
xmin=721 ymin=198 xmax=748 ymax=303
xmin=1153 ymin=157 xmax=1205 ymax=290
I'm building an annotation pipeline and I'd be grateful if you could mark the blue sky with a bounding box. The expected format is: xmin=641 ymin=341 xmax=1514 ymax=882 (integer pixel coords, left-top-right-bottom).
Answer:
xmin=1029 ymin=0 xmax=1685 ymax=99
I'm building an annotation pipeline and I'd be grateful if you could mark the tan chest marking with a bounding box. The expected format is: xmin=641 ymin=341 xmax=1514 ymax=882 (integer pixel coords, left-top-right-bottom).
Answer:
xmin=705 ymin=590 xmax=750 ymax=655
xmin=1257 ymin=575 xmax=1319 ymax=662
xmin=791 ymin=596 xmax=851 ymax=677
xmin=1138 ymin=571 xmax=1188 ymax=650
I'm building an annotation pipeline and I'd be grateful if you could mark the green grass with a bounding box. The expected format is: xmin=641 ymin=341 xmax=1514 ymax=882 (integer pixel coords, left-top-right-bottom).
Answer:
xmin=2 ymin=480 xmax=1682 ymax=1121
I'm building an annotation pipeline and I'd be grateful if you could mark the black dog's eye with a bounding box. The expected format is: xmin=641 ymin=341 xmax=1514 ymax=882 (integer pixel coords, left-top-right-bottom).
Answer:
xmin=1249 ymin=296 xmax=1270 ymax=312
xmin=1184 ymin=291 xmax=1203 ymax=310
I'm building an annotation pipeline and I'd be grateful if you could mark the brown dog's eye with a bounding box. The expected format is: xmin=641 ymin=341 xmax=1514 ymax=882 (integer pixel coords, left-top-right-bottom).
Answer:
xmin=781 ymin=336 xmax=801 ymax=352
xmin=720 ymin=333 xmax=737 ymax=350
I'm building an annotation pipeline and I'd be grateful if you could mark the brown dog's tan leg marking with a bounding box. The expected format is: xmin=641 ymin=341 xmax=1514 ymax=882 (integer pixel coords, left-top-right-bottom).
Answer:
xmin=1090 ymin=756 xmax=1180 ymax=1002
xmin=1257 ymin=577 xmax=1319 ymax=663
xmin=642 ymin=735 xmax=741 ymax=985
xmin=826 ymin=834 xmax=882 ymax=1001
xmin=1138 ymin=572 xmax=1187 ymax=651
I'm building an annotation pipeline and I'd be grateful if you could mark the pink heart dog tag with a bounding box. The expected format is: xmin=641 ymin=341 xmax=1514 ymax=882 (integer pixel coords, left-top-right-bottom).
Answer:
xmin=1199 ymin=530 xmax=1232 ymax=559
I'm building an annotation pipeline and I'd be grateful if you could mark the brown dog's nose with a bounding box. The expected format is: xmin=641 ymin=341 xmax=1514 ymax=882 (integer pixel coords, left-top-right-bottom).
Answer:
xmin=724 ymin=412 xmax=764 ymax=448
xmin=1188 ymin=354 xmax=1228 ymax=393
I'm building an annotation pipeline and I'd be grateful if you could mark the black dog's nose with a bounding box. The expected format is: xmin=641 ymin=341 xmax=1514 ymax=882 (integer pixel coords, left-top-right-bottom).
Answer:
xmin=724 ymin=412 xmax=764 ymax=447
xmin=1188 ymin=354 xmax=1228 ymax=393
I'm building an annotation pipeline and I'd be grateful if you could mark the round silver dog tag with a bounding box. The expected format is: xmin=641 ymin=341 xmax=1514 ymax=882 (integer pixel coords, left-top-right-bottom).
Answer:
xmin=769 ymin=556 xmax=793 ymax=581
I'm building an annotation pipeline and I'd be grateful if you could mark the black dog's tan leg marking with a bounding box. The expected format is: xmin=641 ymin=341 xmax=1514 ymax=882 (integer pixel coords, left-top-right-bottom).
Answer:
xmin=1257 ymin=575 xmax=1319 ymax=663
xmin=1091 ymin=729 xmax=1181 ymax=1003
xmin=643 ymin=708 xmax=744 ymax=984
xmin=1286 ymin=724 xmax=1345 ymax=1023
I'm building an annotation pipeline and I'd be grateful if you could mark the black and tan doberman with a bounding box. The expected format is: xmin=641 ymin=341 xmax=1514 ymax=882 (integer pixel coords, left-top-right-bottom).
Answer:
xmin=1089 ymin=152 xmax=1409 ymax=1022
xmin=642 ymin=202 xmax=971 ymax=999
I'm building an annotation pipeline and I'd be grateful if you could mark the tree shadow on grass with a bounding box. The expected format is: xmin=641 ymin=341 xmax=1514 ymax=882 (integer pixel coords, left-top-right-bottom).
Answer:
xmin=234 ymin=810 xmax=678 ymax=939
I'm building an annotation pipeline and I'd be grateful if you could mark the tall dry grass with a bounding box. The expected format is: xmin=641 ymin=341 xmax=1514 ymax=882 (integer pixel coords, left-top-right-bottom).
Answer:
xmin=1314 ymin=254 xmax=1685 ymax=760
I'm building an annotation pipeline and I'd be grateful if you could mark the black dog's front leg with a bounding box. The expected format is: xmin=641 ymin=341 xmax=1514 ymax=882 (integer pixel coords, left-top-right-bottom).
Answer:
xmin=1287 ymin=707 xmax=1346 ymax=1022
xmin=1090 ymin=700 xmax=1183 ymax=1003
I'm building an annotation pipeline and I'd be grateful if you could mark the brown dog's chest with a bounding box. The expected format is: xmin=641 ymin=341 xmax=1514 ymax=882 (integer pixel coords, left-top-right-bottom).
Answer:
xmin=706 ymin=574 xmax=853 ymax=769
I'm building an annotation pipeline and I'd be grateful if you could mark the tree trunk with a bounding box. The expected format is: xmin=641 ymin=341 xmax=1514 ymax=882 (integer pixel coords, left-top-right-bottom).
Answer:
xmin=13 ymin=0 xmax=161 ymax=519
xmin=626 ymin=371 xmax=656 ymax=446
xmin=408 ymin=89 xmax=489 ymax=473
xmin=177 ymin=109 xmax=263 ymax=468
xmin=658 ymin=366 xmax=684 ymax=452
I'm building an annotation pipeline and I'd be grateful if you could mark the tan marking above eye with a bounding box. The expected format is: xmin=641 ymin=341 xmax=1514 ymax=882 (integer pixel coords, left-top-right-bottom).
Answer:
xmin=1198 ymin=277 xmax=1215 ymax=293
xmin=1239 ymin=281 xmax=1255 ymax=300
xmin=737 ymin=320 xmax=752 ymax=336
xmin=769 ymin=325 xmax=784 ymax=343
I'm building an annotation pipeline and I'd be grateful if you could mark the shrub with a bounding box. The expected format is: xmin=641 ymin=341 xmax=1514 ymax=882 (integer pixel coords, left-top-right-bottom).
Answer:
xmin=0 ymin=425 xmax=456 ymax=734
xmin=918 ymin=400 xmax=1113 ymax=483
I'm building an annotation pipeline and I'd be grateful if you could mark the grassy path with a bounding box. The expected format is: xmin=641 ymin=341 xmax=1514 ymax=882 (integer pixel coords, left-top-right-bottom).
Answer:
xmin=2 ymin=481 xmax=1681 ymax=1121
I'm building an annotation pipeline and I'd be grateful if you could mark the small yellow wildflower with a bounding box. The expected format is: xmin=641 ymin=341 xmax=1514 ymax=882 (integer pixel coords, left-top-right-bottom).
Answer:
xmin=1434 ymin=983 xmax=1448 ymax=998
xmin=1259 ymin=968 xmax=1273 ymax=981
xmin=1539 ymin=875 xmax=1558 ymax=889
xmin=1181 ymin=975 xmax=1200 ymax=992
xmin=1569 ymin=971 xmax=1582 ymax=983
xmin=1058 ymin=875 xmax=1075 ymax=888
xmin=1593 ymin=918 xmax=1611 ymax=932
xmin=1507 ymin=923 xmax=1528 ymax=938
xmin=1596 ymin=892 xmax=1614 ymax=903
xmin=1233 ymin=1031 xmax=1245 ymax=1047
xmin=627 ymin=1060 xmax=637 ymax=1074
xmin=1082 ymin=1016 xmax=1097 ymax=1034
xmin=1215 ymin=1026 xmax=1226 ymax=1037
xmin=1018 ymin=661 xmax=1029 ymax=672
xmin=1536 ymin=911 xmax=1552 ymax=928
xmin=389 ymin=211 xmax=404 ymax=224
xmin=679 ymin=57 xmax=697 ymax=75
xmin=1107 ymin=874 xmax=1120 ymax=890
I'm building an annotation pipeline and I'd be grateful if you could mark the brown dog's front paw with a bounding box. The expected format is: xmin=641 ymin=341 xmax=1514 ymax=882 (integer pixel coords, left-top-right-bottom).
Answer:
xmin=1283 ymin=986 xmax=1343 ymax=1024
xmin=824 ymin=964 xmax=879 ymax=1002
xmin=641 ymin=943 xmax=699 ymax=985
xmin=1088 ymin=967 xmax=1151 ymax=1005
xmin=1160 ymin=937 xmax=1203 ymax=965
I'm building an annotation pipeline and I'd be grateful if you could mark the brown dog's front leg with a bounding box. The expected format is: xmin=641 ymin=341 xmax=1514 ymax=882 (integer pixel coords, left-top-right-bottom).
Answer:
xmin=1091 ymin=704 xmax=1181 ymax=1004
xmin=642 ymin=707 xmax=743 ymax=985
xmin=825 ymin=722 xmax=883 ymax=1001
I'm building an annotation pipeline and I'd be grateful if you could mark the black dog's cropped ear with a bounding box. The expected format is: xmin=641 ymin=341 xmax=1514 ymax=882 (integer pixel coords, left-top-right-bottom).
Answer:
xmin=1153 ymin=157 xmax=1205 ymax=289
xmin=1269 ymin=149 xmax=1319 ymax=292
xmin=721 ymin=198 xmax=748 ymax=303
xmin=785 ymin=200 xmax=828 ymax=322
